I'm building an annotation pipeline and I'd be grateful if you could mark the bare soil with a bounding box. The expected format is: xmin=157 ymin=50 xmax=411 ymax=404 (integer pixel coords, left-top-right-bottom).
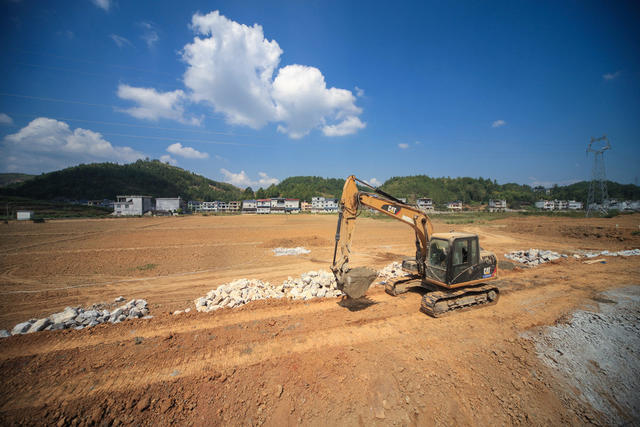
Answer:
xmin=1 ymin=213 xmax=639 ymax=425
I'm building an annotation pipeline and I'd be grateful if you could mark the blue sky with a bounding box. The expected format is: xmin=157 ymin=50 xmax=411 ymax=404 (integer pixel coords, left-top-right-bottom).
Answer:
xmin=1 ymin=0 xmax=638 ymax=189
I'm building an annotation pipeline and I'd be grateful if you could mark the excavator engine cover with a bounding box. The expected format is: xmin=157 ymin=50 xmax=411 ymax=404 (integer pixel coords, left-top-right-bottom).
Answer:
xmin=335 ymin=266 xmax=378 ymax=299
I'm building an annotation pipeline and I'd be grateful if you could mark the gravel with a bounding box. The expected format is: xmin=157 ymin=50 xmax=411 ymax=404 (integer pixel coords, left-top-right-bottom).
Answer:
xmin=504 ymin=249 xmax=566 ymax=266
xmin=272 ymin=247 xmax=311 ymax=256
xmin=195 ymin=270 xmax=343 ymax=312
xmin=4 ymin=298 xmax=150 ymax=338
xmin=505 ymin=248 xmax=640 ymax=266
xmin=527 ymin=286 xmax=640 ymax=425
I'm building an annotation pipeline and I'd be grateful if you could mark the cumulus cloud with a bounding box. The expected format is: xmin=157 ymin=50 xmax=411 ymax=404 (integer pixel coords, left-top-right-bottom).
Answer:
xmin=110 ymin=34 xmax=133 ymax=48
xmin=139 ymin=22 xmax=159 ymax=48
xmin=398 ymin=143 xmax=409 ymax=149
xmin=181 ymin=11 xmax=365 ymax=138
xmin=491 ymin=119 xmax=506 ymax=128
xmin=0 ymin=118 xmax=144 ymax=173
xmin=91 ymin=0 xmax=111 ymax=11
xmin=116 ymin=84 xmax=201 ymax=125
xmin=160 ymin=154 xmax=177 ymax=165
xmin=0 ymin=113 xmax=13 ymax=125
xmin=166 ymin=142 xmax=208 ymax=159
xmin=220 ymin=168 xmax=279 ymax=189
xmin=369 ymin=177 xmax=381 ymax=187
xmin=603 ymin=71 xmax=621 ymax=80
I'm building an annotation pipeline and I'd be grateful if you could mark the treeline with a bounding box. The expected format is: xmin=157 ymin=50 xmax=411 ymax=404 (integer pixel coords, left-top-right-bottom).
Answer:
xmin=0 ymin=160 xmax=243 ymax=201
xmin=2 ymin=162 xmax=638 ymax=207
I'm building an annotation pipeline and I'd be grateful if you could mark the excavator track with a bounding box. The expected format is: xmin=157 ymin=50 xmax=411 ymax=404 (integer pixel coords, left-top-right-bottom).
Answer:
xmin=420 ymin=284 xmax=499 ymax=317
xmin=384 ymin=275 xmax=422 ymax=296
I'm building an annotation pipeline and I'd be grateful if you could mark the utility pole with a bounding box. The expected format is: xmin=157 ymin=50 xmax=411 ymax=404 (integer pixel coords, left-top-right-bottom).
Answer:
xmin=586 ymin=135 xmax=611 ymax=217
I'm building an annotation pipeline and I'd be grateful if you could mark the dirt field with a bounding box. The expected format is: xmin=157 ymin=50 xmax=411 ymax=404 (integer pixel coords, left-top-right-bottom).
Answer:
xmin=1 ymin=213 xmax=639 ymax=425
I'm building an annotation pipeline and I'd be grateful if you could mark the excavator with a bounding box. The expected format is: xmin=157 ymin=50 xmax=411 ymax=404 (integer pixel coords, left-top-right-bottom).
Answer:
xmin=331 ymin=175 xmax=499 ymax=317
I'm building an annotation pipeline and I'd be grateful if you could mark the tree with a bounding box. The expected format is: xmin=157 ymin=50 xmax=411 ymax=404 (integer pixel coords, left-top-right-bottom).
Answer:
xmin=242 ymin=187 xmax=255 ymax=199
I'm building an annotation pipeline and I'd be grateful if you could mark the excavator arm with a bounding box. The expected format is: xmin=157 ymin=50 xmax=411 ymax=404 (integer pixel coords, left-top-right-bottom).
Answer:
xmin=331 ymin=175 xmax=434 ymax=298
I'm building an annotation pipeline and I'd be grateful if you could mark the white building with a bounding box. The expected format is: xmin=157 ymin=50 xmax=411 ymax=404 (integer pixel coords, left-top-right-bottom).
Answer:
xmin=311 ymin=197 xmax=338 ymax=213
xmin=228 ymin=201 xmax=241 ymax=212
xmin=188 ymin=201 xmax=202 ymax=212
xmin=16 ymin=210 xmax=34 ymax=220
xmin=488 ymin=199 xmax=507 ymax=212
xmin=416 ymin=198 xmax=434 ymax=212
xmin=257 ymin=199 xmax=271 ymax=214
xmin=568 ymin=200 xmax=583 ymax=210
xmin=114 ymin=195 xmax=154 ymax=216
xmin=200 ymin=201 xmax=219 ymax=212
xmin=555 ymin=200 xmax=568 ymax=210
xmin=270 ymin=198 xmax=286 ymax=214
xmin=535 ymin=200 xmax=555 ymax=210
xmin=155 ymin=197 xmax=185 ymax=213
xmin=447 ymin=201 xmax=463 ymax=211
xmin=284 ymin=199 xmax=300 ymax=213
xmin=242 ymin=200 xmax=257 ymax=213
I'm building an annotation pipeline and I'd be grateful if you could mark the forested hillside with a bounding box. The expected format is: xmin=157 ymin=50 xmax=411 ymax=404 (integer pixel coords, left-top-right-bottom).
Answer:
xmin=0 ymin=160 xmax=243 ymax=201
xmin=3 ymin=163 xmax=638 ymax=207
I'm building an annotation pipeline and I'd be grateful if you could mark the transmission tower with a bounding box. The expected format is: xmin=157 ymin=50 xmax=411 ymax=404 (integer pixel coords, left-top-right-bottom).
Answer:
xmin=586 ymin=135 xmax=611 ymax=217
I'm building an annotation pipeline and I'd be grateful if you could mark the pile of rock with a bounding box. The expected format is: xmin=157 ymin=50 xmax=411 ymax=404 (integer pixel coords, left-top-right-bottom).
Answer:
xmin=3 ymin=298 xmax=150 ymax=337
xmin=504 ymin=249 xmax=567 ymax=266
xmin=272 ymin=247 xmax=311 ymax=256
xmin=377 ymin=261 xmax=408 ymax=282
xmin=195 ymin=270 xmax=343 ymax=312
xmin=583 ymin=248 xmax=640 ymax=258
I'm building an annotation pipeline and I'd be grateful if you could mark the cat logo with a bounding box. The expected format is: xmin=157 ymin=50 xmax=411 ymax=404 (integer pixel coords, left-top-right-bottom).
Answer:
xmin=381 ymin=204 xmax=399 ymax=215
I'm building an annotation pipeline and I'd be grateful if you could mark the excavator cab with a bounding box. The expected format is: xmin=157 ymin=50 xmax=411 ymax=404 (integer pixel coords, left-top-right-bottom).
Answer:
xmin=404 ymin=232 xmax=497 ymax=286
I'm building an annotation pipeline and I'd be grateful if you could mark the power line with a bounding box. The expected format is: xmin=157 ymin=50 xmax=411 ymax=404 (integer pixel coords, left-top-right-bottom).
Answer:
xmin=0 ymin=92 xmax=114 ymax=109
xmin=98 ymin=132 xmax=262 ymax=147
xmin=7 ymin=61 xmax=182 ymax=90
xmin=14 ymin=48 xmax=176 ymax=76
xmin=8 ymin=113 xmax=240 ymax=136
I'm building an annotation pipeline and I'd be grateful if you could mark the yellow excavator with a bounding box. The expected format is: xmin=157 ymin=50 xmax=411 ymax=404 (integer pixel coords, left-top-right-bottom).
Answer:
xmin=331 ymin=175 xmax=499 ymax=317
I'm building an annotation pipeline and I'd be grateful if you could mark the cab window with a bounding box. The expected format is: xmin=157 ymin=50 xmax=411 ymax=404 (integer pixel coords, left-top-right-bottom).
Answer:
xmin=428 ymin=239 xmax=449 ymax=269
xmin=453 ymin=239 xmax=469 ymax=265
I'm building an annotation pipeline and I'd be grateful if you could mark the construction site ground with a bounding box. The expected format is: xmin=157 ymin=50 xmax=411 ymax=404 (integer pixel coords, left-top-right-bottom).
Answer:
xmin=1 ymin=213 xmax=639 ymax=425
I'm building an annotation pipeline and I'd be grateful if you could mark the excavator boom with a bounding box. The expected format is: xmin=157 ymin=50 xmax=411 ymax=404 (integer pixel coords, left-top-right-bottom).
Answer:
xmin=331 ymin=175 xmax=433 ymax=298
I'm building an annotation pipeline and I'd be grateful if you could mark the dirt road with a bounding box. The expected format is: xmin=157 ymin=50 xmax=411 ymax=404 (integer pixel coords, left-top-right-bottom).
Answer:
xmin=1 ymin=214 xmax=639 ymax=425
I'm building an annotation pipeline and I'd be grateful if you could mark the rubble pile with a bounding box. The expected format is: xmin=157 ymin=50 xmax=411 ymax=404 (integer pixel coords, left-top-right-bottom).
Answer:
xmin=195 ymin=270 xmax=343 ymax=312
xmin=272 ymin=247 xmax=311 ymax=256
xmin=504 ymin=249 xmax=567 ymax=266
xmin=583 ymin=248 xmax=640 ymax=258
xmin=377 ymin=261 xmax=409 ymax=283
xmin=2 ymin=298 xmax=150 ymax=337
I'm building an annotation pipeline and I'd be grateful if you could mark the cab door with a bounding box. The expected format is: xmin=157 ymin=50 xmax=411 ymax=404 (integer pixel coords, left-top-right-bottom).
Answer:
xmin=449 ymin=238 xmax=479 ymax=284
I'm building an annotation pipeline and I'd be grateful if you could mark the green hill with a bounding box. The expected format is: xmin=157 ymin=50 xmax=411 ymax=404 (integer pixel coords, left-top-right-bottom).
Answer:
xmin=0 ymin=160 xmax=243 ymax=201
xmin=0 ymin=173 xmax=35 ymax=187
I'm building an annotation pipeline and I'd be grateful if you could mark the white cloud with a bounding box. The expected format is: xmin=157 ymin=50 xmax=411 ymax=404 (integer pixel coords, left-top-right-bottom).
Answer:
xmin=166 ymin=142 xmax=208 ymax=159
xmin=91 ymin=0 xmax=111 ymax=11
xmin=491 ymin=119 xmax=506 ymax=128
xmin=355 ymin=86 xmax=365 ymax=97
xmin=220 ymin=168 xmax=279 ymax=189
xmin=398 ymin=143 xmax=409 ymax=149
xmin=0 ymin=113 xmax=13 ymax=125
xmin=181 ymin=11 xmax=365 ymax=138
xmin=110 ymin=34 xmax=133 ymax=48
xmin=369 ymin=177 xmax=381 ymax=187
xmin=603 ymin=71 xmax=621 ymax=80
xmin=321 ymin=115 xmax=366 ymax=137
xmin=139 ymin=22 xmax=159 ymax=48
xmin=116 ymin=84 xmax=201 ymax=125
xmin=0 ymin=117 xmax=144 ymax=173
xmin=160 ymin=154 xmax=177 ymax=165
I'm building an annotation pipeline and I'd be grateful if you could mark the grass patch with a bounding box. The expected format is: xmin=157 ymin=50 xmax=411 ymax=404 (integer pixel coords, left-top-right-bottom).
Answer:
xmin=136 ymin=263 xmax=157 ymax=271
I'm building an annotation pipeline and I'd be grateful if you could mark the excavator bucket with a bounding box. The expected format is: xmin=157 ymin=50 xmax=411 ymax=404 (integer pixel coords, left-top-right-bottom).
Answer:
xmin=334 ymin=266 xmax=378 ymax=299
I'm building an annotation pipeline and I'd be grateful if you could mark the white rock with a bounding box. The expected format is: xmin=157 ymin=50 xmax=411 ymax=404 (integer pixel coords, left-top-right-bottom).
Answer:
xmin=50 ymin=307 xmax=78 ymax=324
xmin=27 ymin=318 xmax=51 ymax=333
xmin=11 ymin=321 xmax=32 ymax=335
